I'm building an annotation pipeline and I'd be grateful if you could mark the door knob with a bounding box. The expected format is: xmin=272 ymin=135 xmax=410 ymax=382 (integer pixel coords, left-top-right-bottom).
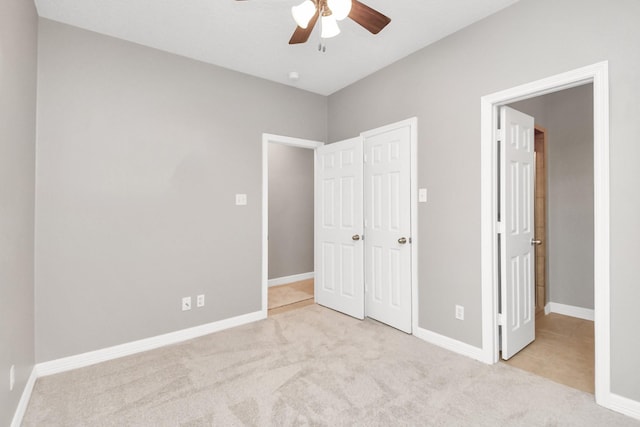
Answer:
xmin=398 ymin=237 xmax=407 ymax=244
xmin=531 ymin=239 xmax=542 ymax=245
xmin=352 ymin=234 xmax=361 ymax=241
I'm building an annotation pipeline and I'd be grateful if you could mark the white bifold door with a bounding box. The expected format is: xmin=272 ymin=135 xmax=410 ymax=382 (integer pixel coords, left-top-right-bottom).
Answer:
xmin=500 ymin=106 xmax=536 ymax=359
xmin=315 ymin=122 xmax=413 ymax=333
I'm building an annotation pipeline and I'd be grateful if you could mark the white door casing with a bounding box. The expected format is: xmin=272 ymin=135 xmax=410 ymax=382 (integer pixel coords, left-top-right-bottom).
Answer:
xmin=363 ymin=124 xmax=412 ymax=333
xmin=481 ymin=63 xmax=610 ymax=408
xmin=262 ymin=134 xmax=324 ymax=314
xmin=500 ymin=106 xmax=535 ymax=359
xmin=315 ymin=137 xmax=365 ymax=319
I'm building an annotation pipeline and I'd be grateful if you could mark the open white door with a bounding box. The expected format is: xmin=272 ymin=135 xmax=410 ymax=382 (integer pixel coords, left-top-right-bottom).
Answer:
xmin=363 ymin=124 xmax=412 ymax=333
xmin=500 ymin=106 xmax=536 ymax=359
xmin=315 ymin=137 xmax=364 ymax=319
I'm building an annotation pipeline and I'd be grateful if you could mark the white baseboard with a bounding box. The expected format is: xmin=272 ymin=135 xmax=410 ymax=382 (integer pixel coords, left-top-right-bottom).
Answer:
xmin=268 ymin=272 xmax=314 ymax=287
xmin=413 ymin=326 xmax=485 ymax=363
xmin=602 ymin=392 xmax=640 ymax=421
xmin=10 ymin=366 xmax=38 ymax=427
xmin=36 ymin=310 xmax=266 ymax=377
xmin=545 ymin=302 xmax=594 ymax=321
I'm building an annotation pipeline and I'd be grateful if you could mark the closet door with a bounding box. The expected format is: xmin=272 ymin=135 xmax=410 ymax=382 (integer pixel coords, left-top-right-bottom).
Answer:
xmin=363 ymin=124 xmax=412 ymax=333
xmin=315 ymin=137 xmax=364 ymax=319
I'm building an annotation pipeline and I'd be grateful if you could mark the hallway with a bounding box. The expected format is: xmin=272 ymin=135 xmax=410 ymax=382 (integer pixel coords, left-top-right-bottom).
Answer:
xmin=503 ymin=312 xmax=594 ymax=393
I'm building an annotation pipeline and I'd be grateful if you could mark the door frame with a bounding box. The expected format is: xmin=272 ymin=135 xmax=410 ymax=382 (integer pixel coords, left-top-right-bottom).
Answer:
xmin=262 ymin=118 xmax=418 ymax=332
xmin=261 ymin=134 xmax=324 ymax=315
xmin=479 ymin=62 xmax=610 ymax=403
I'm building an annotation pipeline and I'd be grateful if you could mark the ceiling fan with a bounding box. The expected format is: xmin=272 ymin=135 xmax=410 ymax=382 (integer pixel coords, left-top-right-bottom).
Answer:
xmin=236 ymin=0 xmax=391 ymax=45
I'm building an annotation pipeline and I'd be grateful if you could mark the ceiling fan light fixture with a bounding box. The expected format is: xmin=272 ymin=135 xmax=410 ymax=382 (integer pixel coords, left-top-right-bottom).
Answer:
xmin=321 ymin=13 xmax=340 ymax=38
xmin=327 ymin=0 xmax=351 ymax=21
xmin=291 ymin=0 xmax=316 ymax=29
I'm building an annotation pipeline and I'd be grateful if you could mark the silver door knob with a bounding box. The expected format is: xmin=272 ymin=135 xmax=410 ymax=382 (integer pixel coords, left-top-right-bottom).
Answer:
xmin=352 ymin=234 xmax=361 ymax=241
xmin=531 ymin=239 xmax=542 ymax=245
xmin=398 ymin=237 xmax=407 ymax=244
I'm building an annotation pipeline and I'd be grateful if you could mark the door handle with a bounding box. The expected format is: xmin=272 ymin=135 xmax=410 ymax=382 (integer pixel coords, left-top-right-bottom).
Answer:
xmin=352 ymin=234 xmax=361 ymax=241
xmin=398 ymin=237 xmax=407 ymax=245
xmin=531 ymin=239 xmax=542 ymax=245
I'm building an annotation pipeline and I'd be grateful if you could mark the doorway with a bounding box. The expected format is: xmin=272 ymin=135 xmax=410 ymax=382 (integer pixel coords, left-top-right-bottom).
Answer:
xmin=262 ymin=119 xmax=419 ymax=333
xmin=261 ymin=134 xmax=324 ymax=315
xmin=479 ymin=61 xmax=610 ymax=403
xmin=266 ymin=141 xmax=316 ymax=316
xmin=500 ymin=86 xmax=595 ymax=392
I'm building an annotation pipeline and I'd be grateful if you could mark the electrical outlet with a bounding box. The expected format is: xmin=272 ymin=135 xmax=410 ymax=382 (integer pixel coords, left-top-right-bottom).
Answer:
xmin=197 ymin=294 xmax=205 ymax=308
xmin=9 ymin=365 xmax=15 ymax=391
xmin=455 ymin=305 xmax=465 ymax=320
xmin=235 ymin=194 xmax=247 ymax=206
xmin=182 ymin=296 xmax=192 ymax=311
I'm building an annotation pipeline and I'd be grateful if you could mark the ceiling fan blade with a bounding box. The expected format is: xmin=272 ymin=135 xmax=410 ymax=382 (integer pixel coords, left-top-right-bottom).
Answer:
xmin=348 ymin=0 xmax=391 ymax=35
xmin=288 ymin=9 xmax=319 ymax=44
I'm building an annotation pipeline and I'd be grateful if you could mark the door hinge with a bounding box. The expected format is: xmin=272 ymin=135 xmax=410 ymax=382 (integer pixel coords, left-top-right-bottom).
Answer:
xmin=496 ymin=128 xmax=504 ymax=142
xmin=497 ymin=221 xmax=505 ymax=234
xmin=497 ymin=312 xmax=504 ymax=326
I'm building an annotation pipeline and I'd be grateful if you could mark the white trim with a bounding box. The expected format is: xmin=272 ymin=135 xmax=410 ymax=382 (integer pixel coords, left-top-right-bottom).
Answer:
xmin=36 ymin=310 xmax=265 ymax=377
xmin=268 ymin=272 xmax=314 ymax=287
xmin=359 ymin=117 xmax=419 ymax=333
xmin=410 ymin=118 xmax=419 ymax=333
xmin=262 ymin=134 xmax=324 ymax=316
xmin=603 ymin=393 xmax=640 ymax=422
xmin=414 ymin=327 xmax=485 ymax=362
xmin=10 ymin=367 xmax=38 ymax=427
xmin=480 ymin=62 xmax=611 ymax=404
xmin=545 ymin=302 xmax=594 ymax=321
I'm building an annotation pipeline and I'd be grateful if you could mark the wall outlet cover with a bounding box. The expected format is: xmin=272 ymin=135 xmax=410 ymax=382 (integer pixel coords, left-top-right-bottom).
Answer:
xmin=455 ymin=305 xmax=464 ymax=320
xmin=197 ymin=294 xmax=205 ymax=308
xmin=182 ymin=296 xmax=192 ymax=311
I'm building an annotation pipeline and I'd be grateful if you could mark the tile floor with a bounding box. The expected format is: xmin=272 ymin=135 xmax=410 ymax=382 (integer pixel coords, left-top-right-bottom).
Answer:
xmin=503 ymin=312 xmax=594 ymax=393
xmin=268 ymin=279 xmax=314 ymax=316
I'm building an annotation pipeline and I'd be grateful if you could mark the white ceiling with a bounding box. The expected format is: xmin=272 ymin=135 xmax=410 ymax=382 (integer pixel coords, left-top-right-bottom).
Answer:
xmin=34 ymin=0 xmax=519 ymax=95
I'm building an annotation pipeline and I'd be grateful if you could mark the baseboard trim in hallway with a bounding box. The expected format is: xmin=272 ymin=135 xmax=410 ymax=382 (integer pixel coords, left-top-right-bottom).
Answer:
xmin=268 ymin=272 xmax=314 ymax=287
xmin=545 ymin=302 xmax=594 ymax=321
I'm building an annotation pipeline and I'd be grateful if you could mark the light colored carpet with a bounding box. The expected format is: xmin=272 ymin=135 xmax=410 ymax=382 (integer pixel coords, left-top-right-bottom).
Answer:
xmin=23 ymin=305 xmax=637 ymax=426
xmin=267 ymin=279 xmax=314 ymax=310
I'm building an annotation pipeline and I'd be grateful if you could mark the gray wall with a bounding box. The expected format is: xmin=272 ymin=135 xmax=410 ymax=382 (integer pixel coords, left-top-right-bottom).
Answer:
xmin=0 ymin=0 xmax=38 ymax=423
xmin=35 ymin=19 xmax=327 ymax=362
xmin=328 ymin=0 xmax=640 ymax=401
xmin=268 ymin=144 xmax=314 ymax=280
xmin=510 ymin=84 xmax=594 ymax=310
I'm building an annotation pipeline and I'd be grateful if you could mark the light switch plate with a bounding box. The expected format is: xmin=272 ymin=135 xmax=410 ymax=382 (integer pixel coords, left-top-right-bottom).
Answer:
xmin=235 ymin=194 xmax=247 ymax=206
xmin=419 ymin=188 xmax=428 ymax=203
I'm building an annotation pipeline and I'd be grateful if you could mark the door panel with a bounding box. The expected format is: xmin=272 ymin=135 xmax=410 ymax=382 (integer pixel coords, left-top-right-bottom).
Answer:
xmin=363 ymin=125 xmax=412 ymax=333
xmin=500 ymin=106 xmax=535 ymax=360
xmin=315 ymin=137 xmax=364 ymax=319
